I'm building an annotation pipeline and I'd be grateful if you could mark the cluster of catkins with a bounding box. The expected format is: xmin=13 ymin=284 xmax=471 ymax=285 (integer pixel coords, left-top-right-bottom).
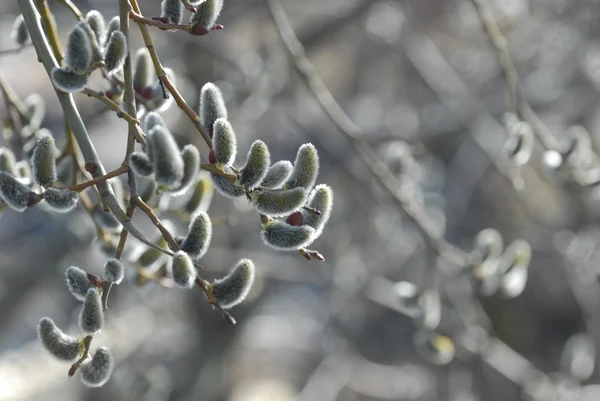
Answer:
xmin=37 ymin=259 xmax=124 ymax=387
xmin=0 ymin=127 xmax=79 ymax=213
xmin=160 ymin=0 xmax=224 ymax=36
xmin=50 ymin=11 xmax=127 ymax=93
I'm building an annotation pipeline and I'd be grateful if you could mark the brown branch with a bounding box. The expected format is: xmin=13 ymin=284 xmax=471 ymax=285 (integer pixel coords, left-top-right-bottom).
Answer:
xmin=129 ymin=10 xmax=191 ymax=32
xmin=266 ymin=0 xmax=469 ymax=267
xmin=132 ymin=195 xmax=180 ymax=250
xmin=298 ymin=248 xmax=325 ymax=261
xmin=67 ymin=164 xmax=129 ymax=192
xmin=68 ymin=335 xmax=93 ymax=377
xmin=200 ymin=163 xmax=237 ymax=183
xmin=81 ymin=88 xmax=139 ymax=126
xmin=180 ymin=0 xmax=197 ymax=13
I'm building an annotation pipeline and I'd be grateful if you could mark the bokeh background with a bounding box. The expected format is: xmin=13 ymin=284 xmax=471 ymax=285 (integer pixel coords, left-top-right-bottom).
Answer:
xmin=2 ymin=0 xmax=600 ymax=400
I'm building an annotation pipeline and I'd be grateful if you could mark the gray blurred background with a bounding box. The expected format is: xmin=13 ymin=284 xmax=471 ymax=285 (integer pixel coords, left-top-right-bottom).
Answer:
xmin=2 ymin=0 xmax=600 ymax=400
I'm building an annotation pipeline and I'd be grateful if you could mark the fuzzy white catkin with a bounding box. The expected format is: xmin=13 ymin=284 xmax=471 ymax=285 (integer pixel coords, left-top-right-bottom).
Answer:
xmin=211 ymin=258 xmax=255 ymax=308
xmin=260 ymin=160 xmax=293 ymax=189
xmin=76 ymin=20 xmax=103 ymax=64
xmin=286 ymin=143 xmax=319 ymax=191
xmin=251 ymin=187 xmax=308 ymax=217
xmin=85 ymin=10 xmax=106 ymax=44
xmin=65 ymin=25 xmax=93 ymax=72
xmin=190 ymin=0 xmax=223 ymax=29
xmin=181 ymin=211 xmax=212 ymax=260
xmin=31 ymin=132 xmax=57 ymax=188
xmin=171 ymin=251 xmax=197 ymax=288
xmin=79 ymin=288 xmax=104 ymax=333
xmin=161 ymin=0 xmax=184 ymax=24
xmin=210 ymin=173 xmax=245 ymax=198
xmin=239 ymin=140 xmax=270 ymax=189
xmin=212 ymin=118 xmax=237 ymax=165
xmin=23 ymin=93 xmax=46 ymax=129
xmin=0 ymin=171 xmax=31 ymax=211
xmin=144 ymin=111 xmax=167 ymax=136
xmin=37 ymin=317 xmax=81 ymax=361
xmin=303 ymin=184 xmax=333 ymax=238
xmin=133 ymin=48 xmax=155 ymax=91
xmin=171 ymin=145 xmax=200 ymax=195
xmin=261 ymin=220 xmax=315 ymax=251
xmin=199 ymin=82 xmax=228 ymax=132
xmin=185 ymin=172 xmax=214 ymax=214
xmin=104 ymin=258 xmax=124 ymax=284
xmin=0 ymin=148 xmax=17 ymax=175
xmin=44 ymin=188 xmax=79 ymax=212
xmin=51 ymin=67 xmax=89 ymax=93
xmin=104 ymin=30 xmax=127 ymax=75
xmin=80 ymin=347 xmax=113 ymax=387
xmin=104 ymin=16 xmax=120 ymax=45
xmin=129 ymin=152 xmax=154 ymax=177
xmin=66 ymin=266 xmax=93 ymax=301
xmin=148 ymin=126 xmax=184 ymax=189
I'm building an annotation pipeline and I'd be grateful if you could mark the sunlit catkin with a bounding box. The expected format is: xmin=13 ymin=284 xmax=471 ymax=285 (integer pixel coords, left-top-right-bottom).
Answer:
xmin=50 ymin=67 xmax=88 ymax=93
xmin=171 ymin=144 xmax=200 ymax=195
xmin=66 ymin=266 xmax=93 ymax=301
xmin=209 ymin=258 xmax=255 ymax=309
xmin=261 ymin=219 xmax=315 ymax=251
xmin=37 ymin=317 xmax=81 ymax=361
xmin=148 ymin=126 xmax=184 ymax=189
xmin=31 ymin=132 xmax=56 ymax=188
xmin=190 ymin=0 xmax=223 ymax=30
xmin=129 ymin=152 xmax=154 ymax=177
xmin=212 ymin=118 xmax=237 ymax=165
xmin=79 ymin=288 xmax=104 ymax=333
xmin=85 ymin=10 xmax=105 ymax=44
xmin=104 ymin=30 xmax=127 ymax=75
xmin=80 ymin=347 xmax=113 ymax=387
xmin=0 ymin=171 xmax=31 ymax=211
xmin=211 ymin=173 xmax=245 ymax=198
xmin=104 ymin=16 xmax=120 ymax=45
xmin=184 ymin=172 xmax=214 ymax=214
xmin=171 ymin=251 xmax=197 ymax=288
xmin=239 ymin=140 xmax=270 ymax=189
xmin=261 ymin=160 xmax=293 ymax=189
xmin=133 ymin=48 xmax=155 ymax=92
xmin=144 ymin=111 xmax=167 ymax=136
xmin=286 ymin=143 xmax=319 ymax=191
xmin=104 ymin=258 xmax=124 ymax=284
xmin=65 ymin=25 xmax=92 ymax=73
xmin=250 ymin=187 xmax=308 ymax=217
xmin=181 ymin=211 xmax=212 ymax=260
xmin=303 ymin=184 xmax=333 ymax=238
xmin=44 ymin=188 xmax=79 ymax=212
xmin=199 ymin=82 xmax=227 ymax=133
xmin=161 ymin=0 xmax=183 ymax=24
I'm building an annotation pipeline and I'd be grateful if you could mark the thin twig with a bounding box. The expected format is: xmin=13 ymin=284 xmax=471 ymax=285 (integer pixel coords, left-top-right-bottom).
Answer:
xmin=129 ymin=10 xmax=191 ymax=32
xmin=81 ymin=88 xmax=139 ymax=126
xmin=200 ymin=163 xmax=237 ymax=182
xmin=132 ymin=195 xmax=180 ymax=250
xmin=67 ymin=164 xmax=129 ymax=192
xmin=266 ymin=0 xmax=469 ymax=267
xmin=56 ymin=0 xmax=84 ymax=20
xmin=0 ymin=44 xmax=33 ymax=56
xmin=35 ymin=0 xmax=64 ymax=64
xmin=180 ymin=0 xmax=197 ymax=13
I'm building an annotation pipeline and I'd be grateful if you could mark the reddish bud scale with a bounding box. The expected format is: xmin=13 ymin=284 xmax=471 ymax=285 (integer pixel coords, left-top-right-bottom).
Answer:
xmin=139 ymin=86 xmax=156 ymax=99
xmin=286 ymin=211 xmax=303 ymax=226
xmin=209 ymin=149 xmax=217 ymax=164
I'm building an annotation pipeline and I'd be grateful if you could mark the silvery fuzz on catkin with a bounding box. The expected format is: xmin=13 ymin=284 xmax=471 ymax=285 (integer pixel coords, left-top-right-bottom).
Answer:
xmin=190 ymin=0 xmax=223 ymax=29
xmin=251 ymin=187 xmax=308 ymax=217
xmin=133 ymin=48 xmax=154 ymax=92
xmin=144 ymin=111 xmax=167 ymax=137
xmin=85 ymin=10 xmax=105 ymax=44
xmin=211 ymin=258 xmax=255 ymax=309
xmin=31 ymin=132 xmax=56 ymax=188
xmin=261 ymin=220 xmax=315 ymax=251
xmin=104 ymin=16 xmax=120 ymax=45
xmin=185 ymin=173 xmax=214 ymax=214
xmin=171 ymin=144 xmax=200 ymax=195
xmin=75 ymin=20 xmax=102 ymax=64
xmin=199 ymin=82 xmax=228 ymax=132
xmin=104 ymin=30 xmax=127 ymax=75
xmin=211 ymin=172 xmax=245 ymax=198
xmin=104 ymin=258 xmax=124 ymax=284
xmin=129 ymin=152 xmax=154 ymax=177
xmin=0 ymin=148 xmax=17 ymax=175
xmin=171 ymin=251 xmax=197 ymax=288
xmin=161 ymin=0 xmax=183 ymax=24
xmin=51 ymin=67 xmax=89 ymax=93
xmin=181 ymin=211 xmax=212 ymax=259
xmin=0 ymin=171 xmax=31 ymax=212
xmin=80 ymin=347 xmax=113 ymax=388
xmin=239 ymin=140 xmax=270 ymax=189
xmin=148 ymin=126 xmax=184 ymax=189
xmin=79 ymin=288 xmax=104 ymax=333
xmin=303 ymin=184 xmax=333 ymax=238
xmin=37 ymin=317 xmax=80 ymax=361
xmin=66 ymin=266 xmax=93 ymax=301
xmin=65 ymin=25 xmax=92 ymax=73
xmin=11 ymin=14 xmax=29 ymax=46
xmin=260 ymin=160 xmax=293 ymax=189
xmin=286 ymin=143 xmax=319 ymax=191
xmin=44 ymin=188 xmax=79 ymax=212
xmin=212 ymin=118 xmax=237 ymax=165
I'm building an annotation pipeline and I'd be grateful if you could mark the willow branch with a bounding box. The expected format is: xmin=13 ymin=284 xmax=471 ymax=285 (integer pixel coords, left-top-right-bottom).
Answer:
xmin=57 ymin=0 xmax=84 ymax=20
xmin=34 ymin=0 xmax=63 ymax=64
